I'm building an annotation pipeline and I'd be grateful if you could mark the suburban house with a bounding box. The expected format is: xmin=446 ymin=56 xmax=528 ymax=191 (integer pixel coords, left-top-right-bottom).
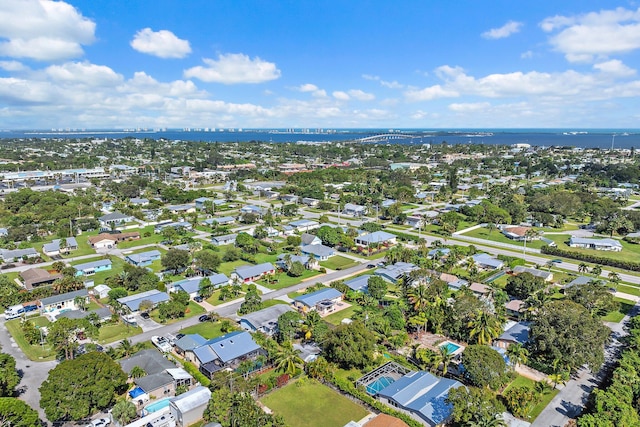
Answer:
xmin=202 ymin=216 xmax=235 ymax=226
xmin=166 ymin=204 xmax=196 ymax=214
xmin=469 ymin=282 xmax=491 ymax=297
xmin=504 ymin=299 xmax=526 ymax=318
xmin=174 ymin=334 xmax=208 ymax=359
xmin=20 ymin=268 xmax=62 ymax=289
xmin=375 ymin=262 xmax=419 ymax=284
xmin=562 ymin=275 xmax=594 ymax=290
xmin=355 ymin=231 xmax=398 ymax=248
xmin=471 ymin=253 xmax=504 ymax=270
xmin=169 ymin=386 xmax=211 ymax=427
xmin=374 ymin=369 xmax=463 ymax=426
xmin=0 ymin=248 xmax=39 ymax=262
xmin=501 ymin=226 xmax=539 ymax=241
xmin=276 ymin=254 xmax=316 ymax=271
xmin=280 ymin=194 xmax=299 ymax=203
xmin=569 ymin=236 xmax=623 ymax=252
xmin=405 ymin=216 xmax=424 ymax=228
xmin=187 ymin=331 xmax=265 ymax=378
xmin=120 ymin=349 xmax=194 ymax=402
xmin=292 ymin=287 xmax=343 ymax=315
xmin=494 ymin=321 xmax=530 ymax=349
xmin=87 ymin=234 xmax=117 ymax=249
xmin=73 ymin=259 xmax=112 ymax=276
xmin=117 ymin=289 xmax=170 ymax=313
xmin=344 ymin=275 xmax=371 ymax=293
xmin=129 ymin=197 xmax=149 ymax=206
xmin=239 ymin=304 xmax=294 ymax=336
xmin=155 ymin=221 xmax=193 ymax=233
xmin=343 ymin=203 xmax=367 ymax=217
xmin=301 ymin=197 xmax=320 ymax=207
xmin=512 ymin=265 xmax=553 ymax=282
xmin=289 ymin=219 xmax=320 ymax=233
xmin=232 ymin=263 xmax=275 ymax=282
xmin=240 ymin=205 xmax=264 ymax=216
xmin=211 ymin=233 xmax=237 ymax=246
xmin=194 ymin=197 xmax=212 ymax=210
xmin=300 ymin=244 xmax=335 ymax=261
xmin=92 ymin=284 xmax=111 ymax=299
xmin=39 ymin=289 xmax=89 ymax=315
xmin=42 ymin=237 xmax=78 ymax=256
xmin=300 ymin=233 xmax=322 ymax=246
xmin=167 ymin=274 xmax=230 ymax=298
xmin=125 ymin=250 xmax=162 ymax=267
xmin=99 ymin=211 xmax=133 ymax=228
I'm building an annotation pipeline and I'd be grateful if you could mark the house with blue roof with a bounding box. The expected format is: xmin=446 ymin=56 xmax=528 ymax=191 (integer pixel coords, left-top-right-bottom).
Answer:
xmin=376 ymin=370 xmax=464 ymax=426
xmin=375 ymin=262 xmax=419 ymax=284
xmin=240 ymin=304 xmax=294 ymax=336
xmin=344 ymin=275 xmax=371 ymax=293
xmin=300 ymin=243 xmax=335 ymax=261
xmin=174 ymin=334 xmax=208 ymax=358
xmin=292 ymin=287 xmax=342 ymax=315
xmin=232 ymin=263 xmax=275 ymax=282
xmin=117 ymin=289 xmax=170 ymax=312
xmin=186 ymin=331 xmax=265 ymax=378
xmin=74 ymin=259 xmax=112 ymax=276
xmin=288 ymin=219 xmax=320 ymax=233
xmin=42 ymin=237 xmax=78 ymax=256
xmin=471 ymin=253 xmax=504 ymax=270
xmin=202 ymin=216 xmax=235 ymax=226
xmin=168 ymin=274 xmax=230 ymax=298
xmin=125 ymin=250 xmax=162 ymax=267
xmin=494 ymin=321 xmax=530 ymax=349
xmin=211 ymin=233 xmax=237 ymax=246
xmin=355 ymin=231 xmax=397 ymax=247
xmin=240 ymin=205 xmax=264 ymax=216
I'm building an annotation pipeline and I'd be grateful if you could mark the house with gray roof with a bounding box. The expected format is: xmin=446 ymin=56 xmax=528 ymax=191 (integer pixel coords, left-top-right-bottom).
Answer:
xmin=344 ymin=275 xmax=372 ymax=293
xmin=125 ymin=250 xmax=162 ymax=267
xmin=39 ymin=289 xmax=89 ymax=315
xmin=355 ymin=231 xmax=397 ymax=247
xmin=292 ymin=287 xmax=343 ymax=315
xmin=494 ymin=321 xmax=530 ymax=349
xmin=276 ymin=254 xmax=314 ymax=271
xmin=512 ymin=265 xmax=553 ymax=282
xmin=120 ymin=349 xmax=194 ymax=400
xmin=99 ymin=211 xmax=133 ymax=227
xmin=376 ymin=370 xmax=463 ymax=426
xmin=300 ymin=243 xmax=335 ymax=261
xmin=569 ymin=236 xmax=623 ymax=251
xmin=187 ymin=331 xmax=265 ymax=378
xmin=240 ymin=304 xmax=294 ymax=336
xmin=56 ymin=306 xmax=112 ymax=322
xmin=300 ymin=233 xmax=322 ymax=246
xmin=289 ymin=219 xmax=319 ymax=232
xmin=0 ymin=248 xmax=39 ymax=262
xmin=73 ymin=259 xmax=112 ymax=276
xmin=168 ymin=274 xmax=230 ymax=298
xmin=117 ymin=289 xmax=170 ymax=312
xmin=562 ymin=275 xmax=595 ymax=289
xmin=232 ymin=262 xmax=275 ymax=282
xmin=375 ymin=262 xmax=419 ymax=284
xmin=211 ymin=233 xmax=237 ymax=246
xmin=170 ymin=386 xmax=211 ymax=427
xmin=129 ymin=197 xmax=149 ymax=206
xmin=155 ymin=221 xmax=193 ymax=233
xmin=343 ymin=203 xmax=367 ymax=217
xmin=174 ymin=334 xmax=208 ymax=358
xmin=202 ymin=216 xmax=235 ymax=226
xmin=471 ymin=253 xmax=504 ymax=270
xmin=42 ymin=237 xmax=78 ymax=256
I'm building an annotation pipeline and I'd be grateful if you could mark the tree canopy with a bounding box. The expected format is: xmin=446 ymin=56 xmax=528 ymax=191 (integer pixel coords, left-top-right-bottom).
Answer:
xmin=461 ymin=345 xmax=508 ymax=390
xmin=0 ymin=398 xmax=40 ymax=427
xmin=322 ymin=321 xmax=375 ymax=369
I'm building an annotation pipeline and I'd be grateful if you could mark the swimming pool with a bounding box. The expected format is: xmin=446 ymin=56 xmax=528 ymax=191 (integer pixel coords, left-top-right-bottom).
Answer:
xmin=366 ymin=376 xmax=396 ymax=395
xmin=144 ymin=398 xmax=171 ymax=415
xmin=438 ymin=340 xmax=464 ymax=355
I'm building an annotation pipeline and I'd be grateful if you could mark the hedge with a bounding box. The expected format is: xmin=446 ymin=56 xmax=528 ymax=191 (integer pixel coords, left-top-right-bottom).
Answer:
xmin=388 ymin=231 xmax=421 ymax=243
xmin=540 ymin=245 xmax=640 ymax=272
xmin=180 ymin=360 xmax=211 ymax=386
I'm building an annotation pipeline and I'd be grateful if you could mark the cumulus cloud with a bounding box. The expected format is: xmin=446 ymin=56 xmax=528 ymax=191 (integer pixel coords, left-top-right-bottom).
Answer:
xmin=405 ymin=85 xmax=459 ymax=101
xmin=593 ymin=59 xmax=636 ymax=77
xmin=333 ymin=91 xmax=350 ymax=100
xmin=482 ymin=21 xmax=523 ymax=39
xmin=348 ymin=89 xmax=375 ymax=101
xmin=184 ymin=53 xmax=281 ymax=84
xmin=0 ymin=60 xmax=27 ymax=72
xmin=362 ymin=74 xmax=404 ymax=89
xmin=0 ymin=0 xmax=95 ymax=60
xmin=130 ymin=28 xmax=191 ymax=59
xmin=46 ymin=62 xmax=123 ymax=86
xmin=541 ymin=7 xmax=640 ymax=62
xmin=449 ymin=102 xmax=491 ymax=112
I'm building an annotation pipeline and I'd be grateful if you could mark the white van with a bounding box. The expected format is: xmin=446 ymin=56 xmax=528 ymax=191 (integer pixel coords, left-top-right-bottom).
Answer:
xmin=4 ymin=304 xmax=25 ymax=320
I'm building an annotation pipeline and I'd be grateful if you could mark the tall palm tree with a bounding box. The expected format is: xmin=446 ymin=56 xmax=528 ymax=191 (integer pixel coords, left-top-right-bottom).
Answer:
xmin=506 ymin=343 xmax=529 ymax=368
xmin=301 ymin=311 xmax=321 ymax=340
xmin=468 ymin=310 xmax=503 ymax=345
xmin=578 ymin=262 xmax=589 ymax=274
xmin=274 ymin=342 xmax=303 ymax=376
xmin=407 ymin=283 xmax=430 ymax=312
xmin=608 ymin=271 xmax=620 ymax=290
xmin=118 ymin=339 xmax=134 ymax=358
xmin=591 ymin=264 xmax=603 ymax=277
xmin=129 ymin=366 xmax=146 ymax=379
xmin=437 ymin=346 xmax=454 ymax=376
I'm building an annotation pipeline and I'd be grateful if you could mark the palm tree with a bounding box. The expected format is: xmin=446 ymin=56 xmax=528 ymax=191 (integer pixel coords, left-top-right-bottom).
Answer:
xmin=469 ymin=412 xmax=507 ymax=427
xmin=608 ymin=271 xmax=620 ymax=290
xmin=578 ymin=262 xmax=589 ymax=274
xmin=129 ymin=366 xmax=146 ymax=379
xmin=437 ymin=346 xmax=454 ymax=376
xmin=407 ymin=283 xmax=430 ymax=312
xmin=118 ymin=339 xmax=134 ymax=358
xmin=522 ymin=291 xmax=550 ymax=320
xmin=468 ymin=310 xmax=503 ymax=345
xmin=591 ymin=264 xmax=603 ymax=277
xmin=274 ymin=342 xmax=303 ymax=376
xmin=301 ymin=311 xmax=321 ymax=341
xmin=506 ymin=343 xmax=529 ymax=368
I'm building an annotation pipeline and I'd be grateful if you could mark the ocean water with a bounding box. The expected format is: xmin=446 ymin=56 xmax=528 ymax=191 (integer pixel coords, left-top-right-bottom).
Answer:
xmin=2 ymin=128 xmax=640 ymax=149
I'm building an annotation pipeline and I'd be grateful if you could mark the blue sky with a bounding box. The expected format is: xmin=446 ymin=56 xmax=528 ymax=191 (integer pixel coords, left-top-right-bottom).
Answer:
xmin=1 ymin=0 xmax=639 ymax=129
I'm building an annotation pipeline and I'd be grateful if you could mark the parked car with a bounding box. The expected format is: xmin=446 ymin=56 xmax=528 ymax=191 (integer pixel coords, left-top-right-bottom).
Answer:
xmin=194 ymin=296 xmax=203 ymax=303
xmin=175 ymin=333 xmax=185 ymax=340
xmin=198 ymin=314 xmax=211 ymax=322
xmin=140 ymin=312 xmax=150 ymax=319
xmin=86 ymin=418 xmax=110 ymax=427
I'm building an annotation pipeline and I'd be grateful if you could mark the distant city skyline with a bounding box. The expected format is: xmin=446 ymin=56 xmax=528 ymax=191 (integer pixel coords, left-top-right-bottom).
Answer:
xmin=1 ymin=0 xmax=639 ymax=129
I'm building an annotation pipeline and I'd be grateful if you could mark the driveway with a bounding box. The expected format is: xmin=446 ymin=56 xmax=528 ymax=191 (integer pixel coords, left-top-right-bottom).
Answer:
xmin=134 ymin=313 xmax=163 ymax=332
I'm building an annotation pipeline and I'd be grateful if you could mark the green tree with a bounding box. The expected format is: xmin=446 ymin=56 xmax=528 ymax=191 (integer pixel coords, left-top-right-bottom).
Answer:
xmin=161 ymin=248 xmax=190 ymax=274
xmin=274 ymin=341 xmax=304 ymax=376
xmin=195 ymin=250 xmax=221 ymax=274
xmin=287 ymin=261 xmax=305 ymax=277
xmin=316 ymin=226 xmax=340 ymax=247
xmin=505 ymin=272 xmax=546 ymax=300
xmin=446 ymin=386 xmax=506 ymax=427
xmin=0 ymin=354 xmax=19 ymax=397
xmin=468 ymin=310 xmax=503 ymax=345
xmin=47 ymin=317 xmax=97 ymax=361
xmin=462 ymin=345 xmax=508 ymax=390
xmin=129 ymin=366 xmax=146 ymax=379
xmin=565 ymin=281 xmax=616 ymax=317
xmin=238 ymin=285 xmax=262 ymax=315
xmin=0 ymin=398 xmax=40 ymax=427
xmin=322 ymin=321 xmax=376 ymax=369
xmin=367 ymin=275 xmax=387 ymax=300
xmin=39 ymin=352 xmax=128 ymax=421
xmin=198 ymin=277 xmax=215 ymax=299
xmin=111 ymin=400 xmax=137 ymax=425
xmin=276 ymin=311 xmax=301 ymax=343
xmin=506 ymin=343 xmax=529 ymax=368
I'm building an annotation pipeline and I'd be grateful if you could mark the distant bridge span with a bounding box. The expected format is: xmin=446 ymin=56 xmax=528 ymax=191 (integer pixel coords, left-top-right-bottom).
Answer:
xmin=357 ymin=133 xmax=421 ymax=142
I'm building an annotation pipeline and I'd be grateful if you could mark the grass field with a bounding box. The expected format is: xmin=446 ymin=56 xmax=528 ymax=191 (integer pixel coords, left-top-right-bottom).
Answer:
xmin=259 ymin=270 xmax=321 ymax=290
xmin=98 ymin=321 xmax=143 ymax=344
xmin=601 ymin=297 xmax=636 ymax=322
xmin=261 ymin=379 xmax=369 ymax=427
xmin=5 ymin=317 xmax=56 ymax=361
xmin=320 ymin=255 xmax=358 ymax=271
xmin=116 ymin=226 xmax=165 ymax=249
xmin=150 ymin=301 xmax=206 ymax=325
xmin=460 ymin=227 xmax=549 ymax=249
xmin=502 ymin=375 xmax=559 ymax=422
xmin=323 ymin=304 xmax=359 ymax=325
xmin=179 ymin=320 xmax=235 ymax=339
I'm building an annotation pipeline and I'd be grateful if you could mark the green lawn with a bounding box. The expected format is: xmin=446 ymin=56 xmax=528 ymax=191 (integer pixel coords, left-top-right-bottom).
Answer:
xmin=547 ymin=234 xmax=640 ymax=264
xmin=179 ymin=320 xmax=234 ymax=339
xmin=116 ymin=226 xmax=165 ymax=249
xmin=323 ymin=304 xmax=359 ymax=326
xmin=261 ymin=299 xmax=290 ymax=308
xmin=601 ymin=297 xmax=636 ymax=322
xmin=71 ymin=256 xmax=127 ymax=285
xmin=259 ymin=270 xmax=321 ymax=290
xmin=617 ymin=283 xmax=640 ymax=296
xmin=461 ymin=227 xmax=548 ymax=249
xmin=5 ymin=317 xmax=56 ymax=361
xmin=261 ymin=379 xmax=369 ymax=427
xmin=217 ymin=260 xmax=247 ymax=276
xmin=149 ymin=301 xmax=206 ymax=325
xmin=320 ymin=255 xmax=358 ymax=271
xmin=98 ymin=322 xmax=143 ymax=344
xmin=502 ymin=375 xmax=559 ymax=422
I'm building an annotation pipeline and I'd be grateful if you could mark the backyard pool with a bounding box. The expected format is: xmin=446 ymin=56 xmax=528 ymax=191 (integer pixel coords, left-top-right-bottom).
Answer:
xmin=143 ymin=398 xmax=171 ymax=415
xmin=438 ymin=340 xmax=465 ymax=355
xmin=366 ymin=376 xmax=396 ymax=395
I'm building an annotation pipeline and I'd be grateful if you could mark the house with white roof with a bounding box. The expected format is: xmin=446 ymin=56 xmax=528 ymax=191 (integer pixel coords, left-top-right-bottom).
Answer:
xmin=292 ymin=287 xmax=343 ymax=315
xmin=39 ymin=289 xmax=89 ymax=315
xmin=471 ymin=253 xmax=504 ymax=270
xmin=343 ymin=203 xmax=367 ymax=217
xmin=569 ymin=236 xmax=623 ymax=252
xmin=211 ymin=233 xmax=237 ymax=246
xmin=117 ymin=289 xmax=170 ymax=313
xmin=232 ymin=262 xmax=275 ymax=282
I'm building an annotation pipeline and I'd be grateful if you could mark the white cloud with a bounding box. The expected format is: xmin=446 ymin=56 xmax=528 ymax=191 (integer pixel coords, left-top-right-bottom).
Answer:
xmin=405 ymin=85 xmax=459 ymax=101
xmin=130 ymin=28 xmax=191 ymax=59
xmin=521 ymin=50 xmax=533 ymax=59
xmin=362 ymin=74 xmax=404 ymax=89
xmin=46 ymin=62 xmax=123 ymax=86
xmin=541 ymin=7 xmax=640 ymax=62
xmin=448 ymin=102 xmax=491 ymax=112
xmin=333 ymin=91 xmax=350 ymax=101
xmin=296 ymin=83 xmax=319 ymax=92
xmin=593 ymin=59 xmax=636 ymax=77
xmin=348 ymin=89 xmax=375 ymax=101
xmin=0 ymin=60 xmax=27 ymax=72
xmin=0 ymin=0 xmax=95 ymax=60
xmin=184 ymin=53 xmax=281 ymax=84
xmin=482 ymin=21 xmax=523 ymax=39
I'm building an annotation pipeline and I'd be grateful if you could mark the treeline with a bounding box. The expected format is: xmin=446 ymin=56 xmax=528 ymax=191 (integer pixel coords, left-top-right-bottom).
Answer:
xmin=541 ymin=245 xmax=640 ymax=272
xmin=577 ymin=315 xmax=640 ymax=426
